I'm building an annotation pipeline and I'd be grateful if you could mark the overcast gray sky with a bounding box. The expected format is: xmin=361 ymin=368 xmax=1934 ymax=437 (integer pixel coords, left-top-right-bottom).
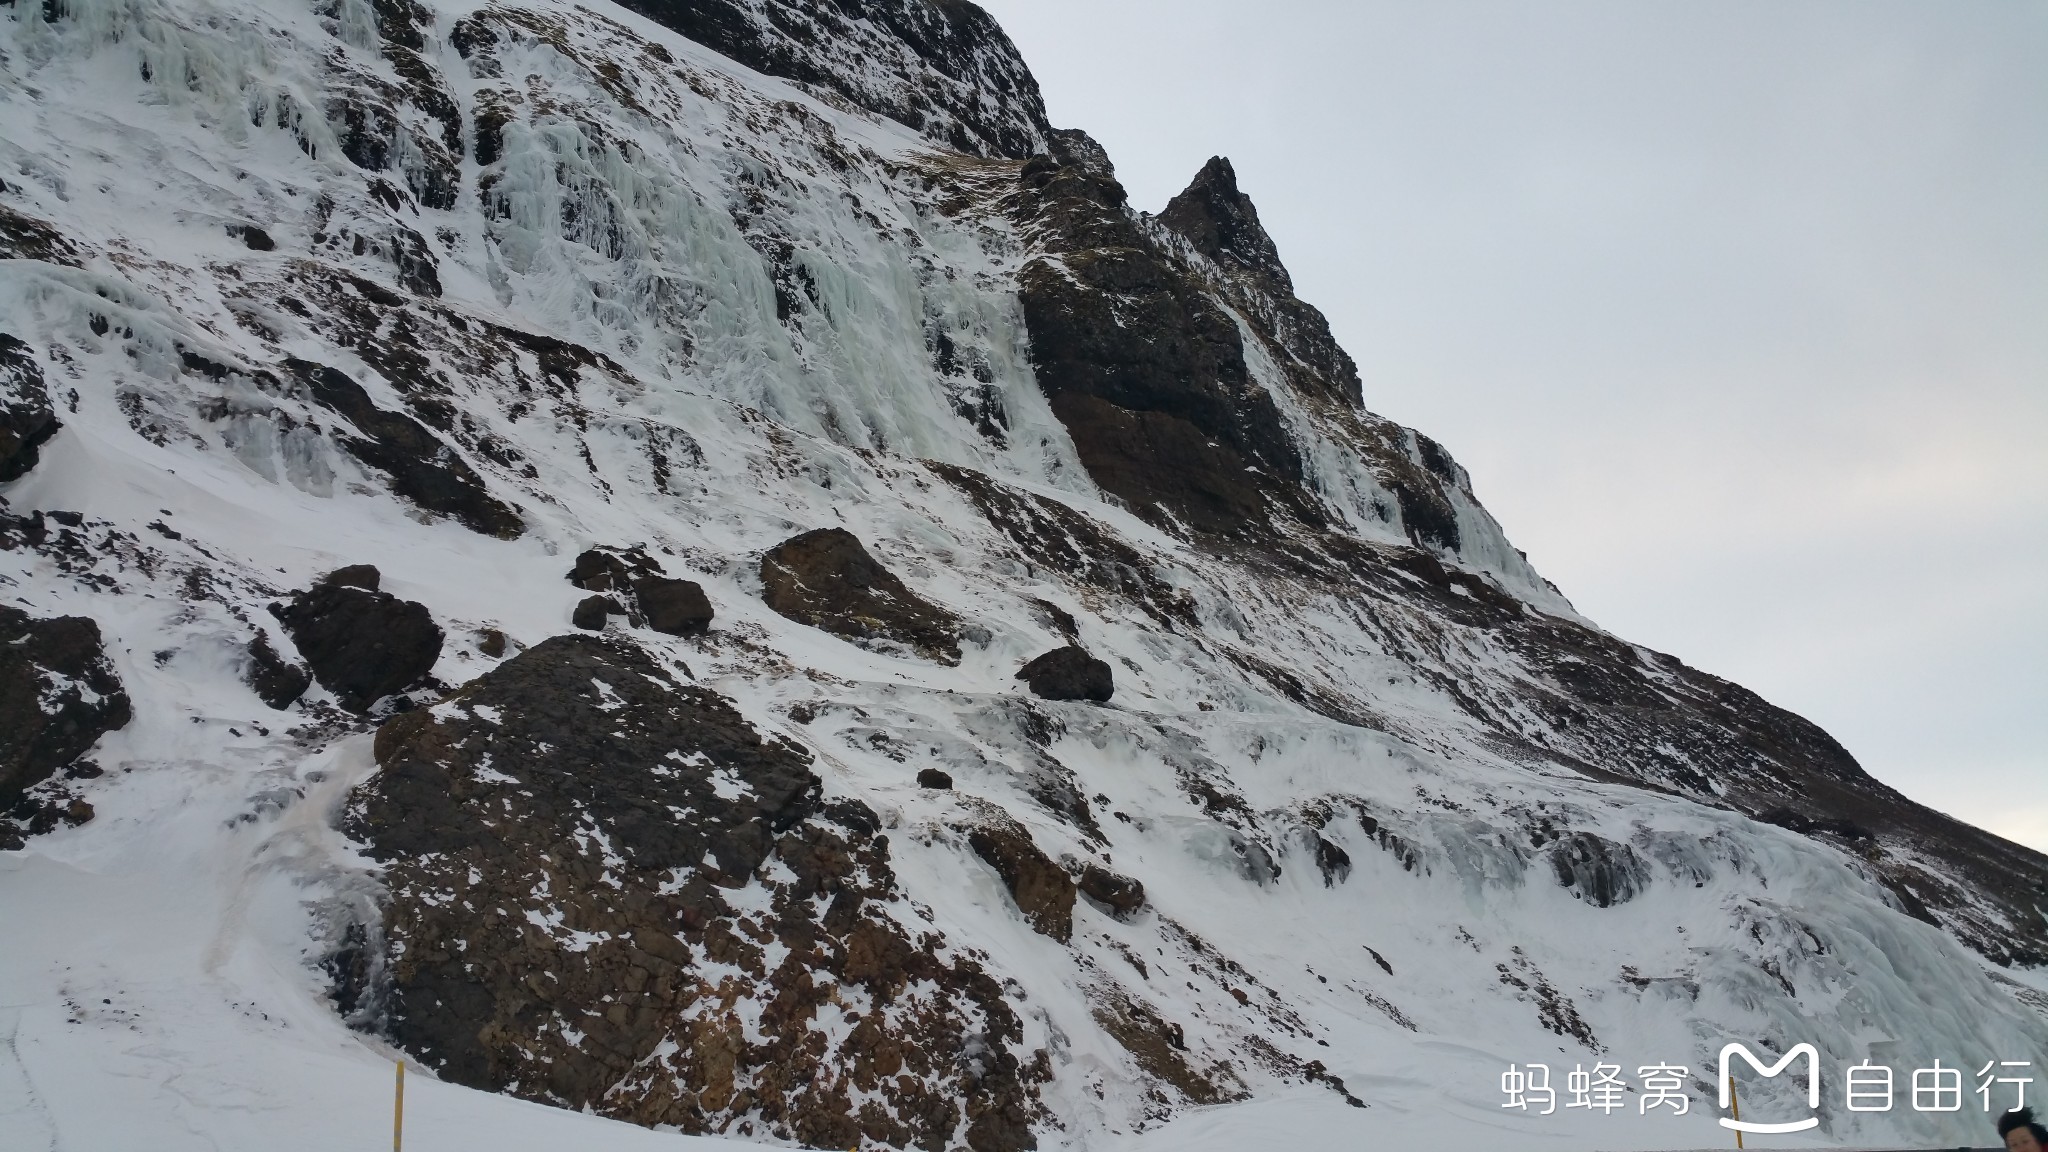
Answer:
xmin=974 ymin=0 xmax=2048 ymax=851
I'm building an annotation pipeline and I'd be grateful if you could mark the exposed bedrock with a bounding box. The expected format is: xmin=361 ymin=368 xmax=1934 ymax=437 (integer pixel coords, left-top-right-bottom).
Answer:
xmin=606 ymin=0 xmax=1051 ymax=160
xmin=1077 ymin=864 xmax=1146 ymax=919
xmin=566 ymin=546 xmax=713 ymax=636
xmin=1548 ymin=832 xmax=1649 ymax=908
xmin=1015 ymin=645 xmax=1113 ymax=703
xmin=966 ymin=819 xmax=1077 ymax=943
xmin=0 ymin=605 xmax=131 ymax=849
xmin=760 ymin=528 xmax=962 ymax=663
xmin=271 ymin=567 xmax=443 ymax=713
xmin=0 ymin=605 xmax=132 ymax=806
xmin=241 ymin=632 xmax=311 ymax=711
xmin=0 ymin=333 xmax=60 ymax=482
xmin=285 ymin=359 xmax=523 ymax=540
xmin=1015 ymin=248 xmax=1313 ymax=535
xmin=634 ymin=576 xmax=713 ymax=636
xmin=347 ymin=634 xmax=1048 ymax=1150
xmin=1158 ymin=156 xmax=1365 ymax=410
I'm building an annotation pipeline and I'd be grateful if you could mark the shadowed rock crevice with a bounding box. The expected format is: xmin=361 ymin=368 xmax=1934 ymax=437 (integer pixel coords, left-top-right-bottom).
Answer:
xmin=347 ymin=634 xmax=1049 ymax=1150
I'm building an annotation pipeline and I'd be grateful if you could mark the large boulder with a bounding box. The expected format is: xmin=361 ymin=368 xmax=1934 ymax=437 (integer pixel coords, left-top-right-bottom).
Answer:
xmin=566 ymin=545 xmax=659 ymax=592
xmin=1016 ymin=645 xmax=1113 ymax=703
xmin=633 ymin=575 xmax=712 ymax=636
xmin=271 ymin=567 xmax=442 ymax=713
xmin=1 ymin=606 xmax=131 ymax=802
xmin=1 ymin=606 xmax=131 ymax=846
xmin=967 ymin=820 xmax=1077 ymax=943
xmin=346 ymin=634 xmax=1047 ymax=1149
xmin=565 ymin=547 xmax=712 ymax=635
xmin=0 ymin=334 xmax=60 ymax=482
xmin=759 ymin=528 xmax=961 ymax=663
xmin=1077 ymin=863 xmax=1146 ymax=919
xmin=571 ymin=594 xmax=621 ymax=631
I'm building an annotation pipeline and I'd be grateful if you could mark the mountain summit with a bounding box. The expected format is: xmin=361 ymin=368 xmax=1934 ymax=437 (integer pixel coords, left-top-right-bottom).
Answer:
xmin=1 ymin=0 xmax=2043 ymax=1148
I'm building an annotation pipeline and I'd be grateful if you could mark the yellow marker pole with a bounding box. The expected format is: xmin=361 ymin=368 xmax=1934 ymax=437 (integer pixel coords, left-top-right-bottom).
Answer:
xmin=394 ymin=1060 xmax=406 ymax=1152
xmin=1729 ymin=1077 xmax=1743 ymax=1150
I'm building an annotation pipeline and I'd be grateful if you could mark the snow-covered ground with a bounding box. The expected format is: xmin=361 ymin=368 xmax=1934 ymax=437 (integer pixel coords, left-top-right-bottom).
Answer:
xmin=2 ymin=0 xmax=2042 ymax=1149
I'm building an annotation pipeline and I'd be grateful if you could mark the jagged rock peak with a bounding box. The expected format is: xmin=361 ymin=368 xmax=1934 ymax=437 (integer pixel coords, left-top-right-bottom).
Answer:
xmin=1160 ymin=155 xmax=1292 ymax=293
xmin=612 ymin=0 xmax=1051 ymax=159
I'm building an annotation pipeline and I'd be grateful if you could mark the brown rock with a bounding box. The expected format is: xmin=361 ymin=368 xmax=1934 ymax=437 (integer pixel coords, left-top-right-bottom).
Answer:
xmin=345 ymin=634 xmax=1048 ymax=1149
xmin=572 ymin=594 xmax=620 ymax=631
xmin=633 ymin=575 xmax=712 ymax=636
xmin=1077 ymin=864 xmax=1145 ymax=918
xmin=759 ymin=528 xmax=961 ymax=663
xmin=967 ymin=823 xmax=1076 ymax=942
xmin=271 ymin=580 xmax=442 ymax=713
xmin=242 ymin=632 xmax=310 ymax=710
xmin=1 ymin=606 xmax=131 ymax=806
xmin=1015 ymin=645 xmax=1113 ymax=703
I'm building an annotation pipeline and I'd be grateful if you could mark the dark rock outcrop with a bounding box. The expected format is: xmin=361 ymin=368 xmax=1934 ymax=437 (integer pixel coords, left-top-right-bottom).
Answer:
xmin=1 ymin=606 xmax=131 ymax=848
xmin=286 ymin=359 xmax=523 ymax=539
xmin=1311 ymin=833 xmax=1352 ymax=887
xmin=760 ymin=528 xmax=962 ymax=663
xmin=571 ymin=594 xmax=621 ymax=631
xmin=347 ymin=634 xmax=1048 ymax=1150
xmin=632 ymin=575 xmax=712 ymax=636
xmin=1158 ymin=156 xmax=1363 ymax=409
xmin=604 ymin=0 xmax=1050 ymax=159
xmin=226 ymin=223 xmax=275 ymax=251
xmin=967 ymin=821 xmax=1076 ymax=942
xmin=1077 ymin=864 xmax=1145 ymax=918
xmin=322 ymin=563 xmax=382 ymax=592
xmin=916 ymin=767 xmax=954 ymax=790
xmin=1015 ymin=645 xmax=1113 ymax=703
xmin=242 ymin=633 xmax=311 ymax=710
xmin=567 ymin=545 xmax=659 ymax=593
xmin=1010 ymin=142 xmax=1322 ymax=537
xmin=271 ymin=580 xmax=443 ymax=713
xmin=0 ymin=334 xmax=60 ymax=482
xmin=1 ymin=606 xmax=131 ymax=805
xmin=1549 ymin=832 xmax=1649 ymax=908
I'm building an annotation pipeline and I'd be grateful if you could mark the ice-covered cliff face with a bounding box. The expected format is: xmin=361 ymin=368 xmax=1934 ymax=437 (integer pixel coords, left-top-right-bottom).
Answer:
xmin=2 ymin=1 xmax=2045 ymax=1150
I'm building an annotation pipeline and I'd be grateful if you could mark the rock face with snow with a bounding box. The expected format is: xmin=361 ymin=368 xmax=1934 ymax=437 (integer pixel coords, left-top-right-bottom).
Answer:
xmin=761 ymin=528 xmax=964 ymax=664
xmin=351 ymin=633 xmax=1046 ymax=1150
xmin=272 ymin=569 xmax=444 ymax=713
xmin=0 ymin=605 xmax=131 ymax=848
xmin=1 ymin=0 xmax=2045 ymax=1148
xmin=1015 ymin=645 xmax=1112 ymax=703
xmin=0 ymin=332 xmax=60 ymax=481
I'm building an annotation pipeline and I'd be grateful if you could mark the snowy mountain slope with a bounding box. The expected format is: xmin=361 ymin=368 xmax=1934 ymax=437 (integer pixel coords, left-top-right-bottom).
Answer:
xmin=1 ymin=0 xmax=2045 ymax=1149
